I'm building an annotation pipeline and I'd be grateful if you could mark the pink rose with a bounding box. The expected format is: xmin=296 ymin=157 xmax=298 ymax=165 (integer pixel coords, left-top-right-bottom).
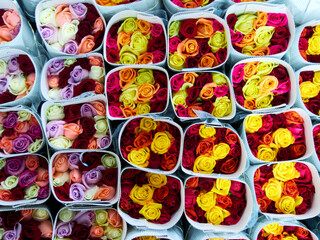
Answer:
xmin=152 ymin=50 xmax=165 ymax=63
xmin=185 ymin=187 xmax=198 ymax=209
xmin=171 ymin=74 xmax=184 ymax=92
xmin=214 ymin=84 xmax=229 ymax=97
xmin=272 ymin=79 xmax=290 ymax=94
xmin=287 ymin=124 xmax=304 ymax=140
xmin=267 ymin=13 xmax=288 ymax=27
xmin=176 ymin=104 xmax=188 ymax=117
xmin=169 ymin=37 xmax=181 ymax=53
xmin=232 ymin=64 xmax=245 ymax=84
xmin=295 ymin=163 xmax=312 ymax=183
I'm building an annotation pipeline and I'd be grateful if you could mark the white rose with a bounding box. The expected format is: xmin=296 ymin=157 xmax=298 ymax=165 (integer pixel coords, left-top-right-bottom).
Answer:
xmin=32 ymin=209 xmax=49 ymax=221
xmin=0 ymin=124 xmax=4 ymax=136
xmin=24 ymin=184 xmax=40 ymax=199
xmin=39 ymin=7 xmax=57 ymax=27
xmin=101 ymin=154 xmax=117 ymax=168
xmin=49 ymin=136 xmax=72 ymax=150
xmin=89 ymin=66 xmax=105 ymax=81
xmin=50 ymin=42 xmax=63 ymax=51
xmin=48 ymin=88 xmax=62 ymax=100
xmin=94 ymin=116 xmax=108 ymax=138
xmin=52 ymin=171 xmax=70 ymax=187
xmin=58 ymin=208 xmax=75 ymax=222
xmin=18 ymin=111 xmax=31 ymax=121
xmin=28 ymin=139 xmax=43 ymax=152
xmin=46 ymin=104 xmax=65 ymax=121
xmin=1 ymin=175 xmax=18 ymax=190
xmin=8 ymin=74 xmax=27 ymax=95
xmin=84 ymin=185 xmax=99 ymax=201
xmin=58 ymin=20 xmax=79 ymax=45
xmin=0 ymin=228 xmax=4 ymax=239
xmin=0 ymin=60 xmax=7 ymax=75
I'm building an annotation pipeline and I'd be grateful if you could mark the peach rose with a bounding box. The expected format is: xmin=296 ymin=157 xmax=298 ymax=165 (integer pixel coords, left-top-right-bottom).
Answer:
xmin=0 ymin=26 xmax=12 ymax=43
xmin=16 ymin=92 xmax=27 ymax=100
xmin=137 ymin=19 xmax=152 ymax=36
xmin=48 ymin=76 xmax=60 ymax=88
xmin=37 ymin=168 xmax=49 ymax=182
xmin=90 ymin=226 xmax=104 ymax=238
xmin=198 ymin=53 xmax=218 ymax=68
xmin=91 ymin=101 xmax=106 ymax=116
xmin=70 ymin=169 xmax=82 ymax=183
xmin=107 ymin=209 xmax=123 ymax=227
xmin=251 ymin=47 xmax=270 ymax=56
xmin=177 ymin=38 xmax=199 ymax=58
xmin=26 ymin=73 xmax=35 ymax=90
xmin=137 ymin=52 xmax=153 ymax=64
xmin=88 ymin=137 xmax=98 ymax=149
xmin=14 ymin=121 xmax=30 ymax=133
xmin=78 ymin=35 xmax=95 ymax=54
xmin=243 ymin=61 xmax=258 ymax=81
xmin=196 ymin=18 xmax=215 ymax=38
xmin=200 ymin=82 xmax=217 ymax=99
xmin=38 ymin=220 xmax=53 ymax=238
xmin=137 ymin=83 xmax=160 ymax=102
xmin=26 ymin=155 xmax=39 ymax=171
xmin=117 ymin=31 xmax=132 ymax=49
xmin=63 ymin=122 xmax=83 ymax=140
xmin=53 ymin=153 xmax=69 ymax=173
xmin=94 ymin=184 xmax=116 ymax=200
xmin=21 ymin=209 xmax=32 ymax=221
xmin=0 ymin=189 xmax=12 ymax=201
xmin=119 ymin=68 xmax=136 ymax=89
xmin=120 ymin=105 xmax=137 ymax=118
xmin=93 ymin=17 xmax=104 ymax=34
xmin=88 ymin=56 xmax=104 ymax=67
xmin=95 ymin=82 xmax=104 ymax=94
xmin=55 ymin=5 xmax=72 ymax=28
xmin=3 ymin=9 xmax=21 ymax=29
xmin=0 ymin=137 xmax=13 ymax=154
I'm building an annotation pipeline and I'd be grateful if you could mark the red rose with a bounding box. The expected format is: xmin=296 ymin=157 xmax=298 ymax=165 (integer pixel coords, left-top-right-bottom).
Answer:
xmin=63 ymin=104 xmax=81 ymax=123
xmin=58 ymin=66 xmax=72 ymax=88
xmin=152 ymin=50 xmax=165 ymax=63
xmin=71 ymin=224 xmax=90 ymax=240
xmin=79 ymin=152 xmax=101 ymax=171
xmin=272 ymin=26 xmax=290 ymax=39
xmin=185 ymin=187 xmax=198 ymax=209
xmin=80 ymin=117 xmax=96 ymax=136
xmin=212 ymin=19 xmax=224 ymax=32
xmin=277 ymin=147 xmax=290 ymax=161
xmin=119 ymin=199 xmax=132 ymax=211
xmin=258 ymin=114 xmax=273 ymax=133
xmin=11 ymin=187 xmax=25 ymax=200
xmin=300 ymin=71 xmax=314 ymax=81
xmin=302 ymin=26 xmax=314 ymax=38
xmin=0 ymin=171 xmax=7 ymax=183
xmin=73 ymin=79 xmax=96 ymax=97
xmin=121 ymin=168 xmax=140 ymax=184
xmin=0 ymin=92 xmax=16 ymax=104
xmin=71 ymin=134 xmax=90 ymax=149
xmin=194 ymin=205 xmax=206 ymax=223
xmin=166 ymin=177 xmax=180 ymax=192
xmin=153 ymin=71 xmax=167 ymax=88
xmin=307 ymin=99 xmax=320 ymax=115
xmin=128 ymin=203 xmax=142 ymax=219
xmin=148 ymin=152 xmax=161 ymax=169
xmin=1 ymin=210 xmax=22 ymax=230
xmin=150 ymin=100 xmax=166 ymax=114
xmin=230 ymin=181 xmax=245 ymax=198
xmin=17 ymin=55 xmax=35 ymax=76
xmin=272 ymin=113 xmax=287 ymax=129
xmin=107 ymin=92 xmax=120 ymax=104
xmin=0 ymin=9 xmax=5 ymax=25
xmin=258 ymin=165 xmax=273 ymax=180
xmin=198 ymin=178 xmax=214 ymax=192
xmin=185 ymin=208 xmax=197 ymax=222
xmin=153 ymin=185 xmax=169 ymax=203
xmin=21 ymin=219 xmax=41 ymax=240
xmin=216 ymin=48 xmax=227 ymax=63
xmin=247 ymin=133 xmax=260 ymax=149
xmin=185 ymin=86 xmax=201 ymax=106
xmin=270 ymin=65 xmax=289 ymax=83
xmin=120 ymin=183 xmax=134 ymax=200
xmin=270 ymin=44 xmax=286 ymax=55
xmin=153 ymin=211 xmax=171 ymax=224
xmin=73 ymin=58 xmax=91 ymax=71
xmin=1 ymin=128 xmax=14 ymax=137
xmin=94 ymin=30 xmax=104 ymax=50
xmin=147 ymin=35 xmax=166 ymax=52
xmin=296 ymin=201 xmax=309 ymax=215
xmin=307 ymin=55 xmax=320 ymax=63
xmin=185 ymin=56 xmax=199 ymax=68
xmin=106 ymin=48 xmax=120 ymax=63
xmin=83 ymin=3 xmax=100 ymax=24
xmin=54 ymin=183 xmax=71 ymax=201
xmin=295 ymin=163 xmax=313 ymax=184
xmin=227 ymin=14 xmax=238 ymax=29
xmin=254 ymin=183 xmax=265 ymax=199
xmin=136 ymin=172 xmax=148 ymax=186
xmin=182 ymin=150 xmax=195 ymax=170
xmin=194 ymin=73 xmax=212 ymax=87
xmin=299 ymin=38 xmax=308 ymax=51
xmin=101 ymin=167 xmax=118 ymax=186
xmin=198 ymin=38 xmax=210 ymax=56
xmin=201 ymin=100 xmax=214 ymax=114
xmin=179 ymin=19 xmax=197 ymax=38
xmin=163 ymin=193 xmax=180 ymax=214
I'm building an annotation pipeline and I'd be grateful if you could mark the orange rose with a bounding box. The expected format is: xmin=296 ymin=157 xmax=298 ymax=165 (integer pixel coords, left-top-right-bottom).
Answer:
xmin=38 ymin=220 xmax=53 ymax=238
xmin=93 ymin=17 xmax=104 ymax=34
xmin=95 ymin=82 xmax=104 ymax=94
xmin=259 ymin=133 xmax=273 ymax=146
xmin=198 ymin=53 xmax=218 ymax=68
xmin=225 ymin=129 xmax=238 ymax=145
xmin=63 ymin=122 xmax=83 ymax=140
xmin=26 ymin=73 xmax=36 ymax=91
xmin=185 ymin=208 xmax=197 ymax=221
xmin=244 ymin=99 xmax=255 ymax=110
xmin=161 ymin=154 xmax=177 ymax=171
xmin=78 ymin=35 xmax=95 ymax=54
xmin=26 ymin=155 xmax=39 ymax=171
xmin=36 ymin=168 xmax=49 ymax=187
xmin=196 ymin=18 xmax=215 ymax=38
xmin=70 ymin=169 xmax=82 ymax=183
xmin=88 ymin=137 xmax=98 ymax=149
xmin=220 ymin=157 xmax=238 ymax=174
xmin=283 ymin=180 xmax=299 ymax=198
xmin=259 ymin=76 xmax=279 ymax=93
xmin=134 ymin=131 xmax=153 ymax=148
xmin=119 ymin=68 xmax=136 ymax=88
xmin=253 ymin=11 xmax=268 ymax=29
xmin=16 ymin=93 xmax=27 ymax=100
xmin=300 ymin=50 xmax=307 ymax=61
xmin=258 ymin=196 xmax=272 ymax=212
xmin=137 ymin=83 xmax=160 ymax=102
xmin=177 ymin=38 xmax=199 ymax=58
xmin=196 ymin=137 xmax=214 ymax=155
xmin=284 ymin=111 xmax=304 ymax=125
xmin=91 ymin=101 xmax=106 ymax=116
xmin=14 ymin=121 xmax=30 ymax=133
xmin=55 ymin=4 xmax=72 ymax=28
xmin=194 ymin=0 xmax=203 ymax=5
xmin=187 ymin=103 xmax=202 ymax=117
xmin=0 ymin=190 xmax=12 ymax=201
xmin=117 ymin=31 xmax=132 ymax=49
xmin=289 ymin=144 xmax=306 ymax=159
xmin=251 ymin=47 xmax=270 ymax=56
xmin=53 ymin=153 xmax=69 ymax=173
xmin=94 ymin=184 xmax=116 ymax=200
xmin=199 ymin=82 xmax=217 ymax=99
xmin=295 ymin=227 xmax=310 ymax=239
xmin=120 ymin=105 xmax=137 ymax=118
xmin=184 ymin=72 xmax=198 ymax=84
xmin=137 ymin=19 xmax=152 ymax=36
xmin=267 ymin=234 xmax=283 ymax=240
xmin=236 ymin=30 xmax=256 ymax=48
xmin=89 ymin=226 xmax=104 ymax=238
xmin=0 ymin=137 xmax=13 ymax=153
xmin=243 ymin=61 xmax=258 ymax=81
xmin=88 ymin=56 xmax=103 ymax=67
xmin=136 ymin=52 xmax=153 ymax=64
xmin=185 ymin=177 xmax=199 ymax=188
xmin=184 ymin=1 xmax=198 ymax=8
xmin=29 ymin=115 xmax=40 ymax=126
xmin=107 ymin=209 xmax=123 ymax=227
xmin=0 ymin=26 xmax=13 ymax=43
xmin=21 ymin=209 xmax=32 ymax=221
xmin=254 ymin=168 xmax=260 ymax=182
xmin=96 ymin=0 xmax=114 ymax=6
xmin=216 ymin=194 xmax=232 ymax=209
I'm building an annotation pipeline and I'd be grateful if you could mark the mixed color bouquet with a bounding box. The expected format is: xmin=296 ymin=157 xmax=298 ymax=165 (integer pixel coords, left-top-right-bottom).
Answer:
xmin=120 ymin=117 xmax=181 ymax=172
xmin=0 ymin=9 xmax=21 ymax=44
xmin=232 ymin=61 xmax=291 ymax=110
xmin=44 ymin=99 xmax=111 ymax=150
xmin=51 ymin=151 xmax=118 ymax=203
xmin=38 ymin=2 xmax=105 ymax=54
xmin=0 ymin=154 xmax=49 ymax=202
xmin=54 ymin=208 xmax=124 ymax=240
xmin=171 ymin=72 xmax=233 ymax=118
xmin=170 ymin=0 xmax=215 ymax=8
xmin=227 ymin=11 xmax=291 ymax=56
xmin=182 ymin=124 xmax=242 ymax=175
xmin=106 ymin=15 xmax=166 ymax=65
xmin=0 ymin=208 xmax=53 ymax=239
xmin=119 ymin=168 xmax=182 ymax=224
xmin=45 ymin=55 xmax=105 ymax=100
xmin=299 ymin=25 xmax=320 ymax=63
xmin=313 ymin=125 xmax=320 ymax=164
xmin=244 ymin=111 xmax=307 ymax=162
xmin=254 ymin=162 xmax=315 ymax=215
xmin=185 ymin=177 xmax=247 ymax=225
xmin=96 ymin=0 xmax=139 ymax=6
xmin=0 ymin=110 xmax=43 ymax=155
xmin=107 ymin=67 xmax=168 ymax=118
xmin=0 ymin=54 xmax=36 ymax=104
xmin=168 ymin=17 xmax=228 ymax=70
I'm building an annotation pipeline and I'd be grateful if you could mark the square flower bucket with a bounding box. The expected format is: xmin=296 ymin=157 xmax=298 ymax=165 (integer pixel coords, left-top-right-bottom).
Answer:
xmin=181 ymin=122 xmax=247 ymax=179
xmin=0 ymin=206 xmax=53 ymax=239
xmin=167 ymin=11 xmax=231 ymax=71
xmin=106 ymin=65 xmax=169 ymax=120
xmin=231 ymin=58 xmax=296 ymax=113
xmin=49 ymin=149 xmax=120 ymax=206
xmin=41 ymin=95 xmax=112 ymax=151
xmin=169 ymin=71 xmax=236 ymax=121
xmin=163 ymin=0 xmax=218 ymax=17
xmin=35 ymin=0 xmax=106 ymax=58
xmin=247 ymin=161 xmax=320 ymax=220
xmin=104 ymin=10 xmax=167 ymax=67
xmin=311 ymin=124 xmax=320 ymax=172
xmin=240 ymin=108 xmax=314 ymax=164
xmin=184 ymin=176 xmax=254 ymax=232
xmin=0 ymin=106 xmax=45 ymax=157
xmin=118 ymin=116 xmax=183 ymax=175
xmin=0 ymin=48 xmax=42 ymax=109
xmin=225 ymin=3 xmax=295 ymax=64
xmin=53 ymin=206 xmax=127 ymax=240
xmin=41 ymin=53 xmax=105 ymax=102
xmin=0 ymin=154 xmax=50 ymax=206
xmin=118 ymin=167 xmax=184 ymax=230
xmin=125 ymin=225 xmax=183 ymax=240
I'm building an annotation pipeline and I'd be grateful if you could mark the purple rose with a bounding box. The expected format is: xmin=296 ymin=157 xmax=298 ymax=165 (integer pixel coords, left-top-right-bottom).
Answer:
xmin=80 ymin=104 xmax=97 ymax=118
xmin=69 ymin=183 xmax=86 ymax=201
xmin=4 ymin=157 xmax=25 ymax=175
xmin=0 ymin=75 xmax=9 ymax=94
xmin=68 ymin=153 xmax=80 ymax=169
xmin=10 ymin=24 xmax=20 ymax=39
xmin=70 ymin=3 xmax=87 ymax=20
xmin=72 ymin=210 xmax=95 ymax=227
xmin=12 ymin=134 xmax=33 ymax=153
xmin=82 ymin=168 xmax=102 ymax=188
xmin=2 ymin=112 xmax=18 ymax=129
xmin=68 ymin=66 xmax=89 ymax=85
xmin=97 ymin=135 xmax=111 ymax=149
xmin=61 ymin=40 xmax=78 ymax=55
xmin=18 ymin=170 xmax=37 ymax=188
xmin=27 ymin=125 xmax=43 ymax=140
xmin=46 ymin=120 xmax=65 ymax=139
xmin=38 ymin=185 xmax=49 ymax=199
xmin=2 ymin=223 xmax=21 ymax=240
xmin=61 ymin=85 xmax=74 ymax=99
xmin=47 ymin=59 xmax=65 ymax=76
xmin=56 ymin=221 xmax=74 ymax=238
xmin=40 ymin=24 xmax=58 ymax=44
xmin=6 ymin=56 xmax=20 ymax=75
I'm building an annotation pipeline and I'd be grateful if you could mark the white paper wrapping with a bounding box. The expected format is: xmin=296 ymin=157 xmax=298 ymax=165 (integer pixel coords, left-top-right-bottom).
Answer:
xmin=125 ymin=225 xmax=183 ymax=240
xmin=16 ymin=0 xmax=41 ymax=22
xmin=285 ymin=0 xmax=320 ymax=26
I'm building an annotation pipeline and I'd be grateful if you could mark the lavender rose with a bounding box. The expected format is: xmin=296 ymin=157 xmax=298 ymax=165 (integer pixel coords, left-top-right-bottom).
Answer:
xmin=18 ymin=170 xmax=37 ymax=188
xmin=2 ymin=112 xmax=18 ymax=129
xmin=0 ymin=75 xmax=9 ymax=94
xmin=61 ymin=85 xmax=74 ymax=99
xmin=12 ymin=134 xmax=33 ymax=153
xmin=4 ymin=157 xmax=25 ymax=175
xmin=68 ymin=153 xmax=80 ymax=169
xmin=56 ymin=221 xmax=74 ymax=238
xmin=7 ymin=56 xmax=20 ymax=75
xmin=97 ymin=135 xmax=111 ymax=149
xmin=61 ymin=40 xmax=78 ymax=55
xmin=80 ymin=104 xmax=96 ymax=118
xmin=68 ymin=66 xmax=89 ymax=85
xmin=2 ymin=223 xmax=21 ymax=240
xmin=82 ymin=168 xmax=102 ymax=188
xmin=72 ymin=210 xmax=95 ymax=227
xmin=40 ymin=24 xmax=58 ymax=44
xmin=69 ymin=183 xmax=86 ymax=201
xmin=47 ymin=59 xmax=65 ymax=76
xmin=46 ymin=120 xmax=65 ymax=139
xmin=70 ymin=3 xmax=87 ymax=20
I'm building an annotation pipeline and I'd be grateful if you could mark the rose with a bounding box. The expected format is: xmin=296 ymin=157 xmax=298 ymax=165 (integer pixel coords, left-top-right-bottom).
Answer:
xmin=272 ymin=128 xmax=295 ymax=148
xmin=209 ymin=31 xmax=227 ymax=53
xmin=262 ymin=178 xmax=283 ymax=201
xmin=105 ymin=225 xmax=122 ymax=240
xmin=46 ymin=104 xmax=65 ymax=121
xmin=69 ymin=183 xmax=86 ymax=201
xmin=257 ymin=144 xmax=278 ymax=162
xmin=169 ymin=52 xmax=185 ymax=70
xmin=24 ymin=184 xmax=40 ymax=199
xmin=58 ymin=209 xmax=75 ymax=222
xmin=227 ymin=14 xmax=238 ymax=29
xmin=54 ymin=183 xmax=71 ymax=201
xmin=39 ymin=7 xmax=57 ymax=26
xmin=70 ymin=224 xmax=89 ymax=240
xmin=12 ymin=134 xmax=33 ymax=153
xmin=58 ymin=20 xmax=79 ymax=46
xmin=234 ymin=13 xmax=257 ymax=35
xmin=129 ymin=184 xmax=154 ymax=205
xmin=4 ymin=157 xmax=25 ymax=175
xmin=267 ymin=13 xmax=288 ymax=27
xmin=275 ymin=195 xmax=303 ymax=214
xmin=273 ymin=162 xmax=300 ymax=182
xmin=180 ymin=19 xmax=197 ymax=38
xmin=17 ymin=55 xmax=34 ymax=76
xmin=1 ymin=175 xmax=18 ymax=190
xmin=139 ymin=202 xmax=162 ymax=221
xmin=262 ymin=223 xmax=284 ymax=236
xmin=61 ymin=40 xmax=78 ymax=54
xmin=169 ymin=37 xmax=181 ymax=53
xmin=205 ymin=206 xmax=230 ymax=225
xmin=49 ymin=136 xmax=72 ymax=149
xmin=82 ymin=168 xmax=102 ymax=188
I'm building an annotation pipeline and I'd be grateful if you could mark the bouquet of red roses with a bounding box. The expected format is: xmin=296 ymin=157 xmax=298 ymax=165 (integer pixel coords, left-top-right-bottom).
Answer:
xmin=119 ymin=168 xmax=182 ymax=227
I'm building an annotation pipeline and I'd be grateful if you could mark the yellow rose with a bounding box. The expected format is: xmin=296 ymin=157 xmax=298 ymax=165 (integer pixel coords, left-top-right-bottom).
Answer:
xmin=254 ymin=26 xmax=275 ymax=48
xmin=211 ymin=179 xmax=231 ymax=196
xmin=242 ymin=81 xmax=261 ymax=100
xmin=212 ymin=96 xmax=232 ymax=118
xmin=313 ymin=71 xmax=320 ymax=86
xmin=137 ymin=237 xmax=156 ymax=240
xmin=119 ymin=84 xmax=138 ymax=109
xmin=151 ymin=131 xmax=173 ymax=154
xmin=212 ymin=73 xmax=228 ymax=86
xmin=234 ymin=13 xmax=257 ymax=35
xmin=259 ymin=76 xmax=279 ymax=93
xmin=146 ymin=173 xmax=167 ymax=188
xmin=196 ymin=190 xmax=217 ymax=211
xmin=275 ymin=195 xmax=303 ymax=214
xmin=169 ymin=21 xmax=181 ymax=37
xmin=130 ymin=31 xmax=148 ymax=54
xmin=135 ymin=69 xmax=155 ymax=85
xmin=255 ymin=93 xmax=274 ymax=109
xmin=140 ymin=118 xmax=157 ymax=132
xmin=205 ymin=206 xmax=230 ymax=225
xmin=272 ymin=162 xmax=300 ymax=182
xmin=208 ymin=31 xmax=227 ymax=53
xmin=262 ymin=178 xmax=283 ymax=201
xmin=127 ymin=147 xmax=150 ymax=168
xmin=119 ymin=45 xmax=139 ymax=64
xmin=283 ymin=234 xmax=298 ymax=240
xmin=118 ymin=17 xmax=137 ymax=33
xmin=137 ymin=103 xmax=151 ymax=115
xmin=199 ymin=125 xmax=216 ymax=138
xmin=245 ymin=115 xmax=263 ymax=133
xmin=169 ymin=52 xmax=185 ymax=70
xmin=193 ymin=155 xmax=216 ymax=174
xmin=256 ymin=61 xmax=279 ymax=76
xmin=306 ymin=35 xmax=320 ymax=55
xmin=257 ymin=144 xmax=278 ymax=162
xmin=180 ymin=82 xmax=193 ymax=91
xmin=262 ymin=223 xmax=284 ymax=236
xmin=299 ymin=81 xmax=320 ymax=102
xmin=211 ymin=143 xmax=230 ymax=160
xmin=139 ymin=202 xmax=162 ymax=221
xmin=272 ymin=128 xmax=295 ymax=148
xmin=172 ymin=90 xmax=188 ymax=108
xmin=129 ymin=184 xmax=154 ymax=205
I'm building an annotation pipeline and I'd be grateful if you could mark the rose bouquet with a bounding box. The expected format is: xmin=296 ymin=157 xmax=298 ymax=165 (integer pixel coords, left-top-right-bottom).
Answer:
xmin=119 ymin=117 xmax=182 ymax=174
xmin=50 ymin=150 xmax=119 ymax=204
xmin=226 ymin=3 xmax=293 ymax=57
xmin=168 ymin=0 xmax=215 ymax=8
xmin=118 ymin=168 xmax=183 ymax=229
xmin=106 ymin=66 xmax=168 ymax=119
xmin=0 ymin=154 xmax=49 ymax=204
xmin=298 ymin=24 xmax=320 ymax=63
xmin=312 ymin=124 xmax=320 ymax=171
xmin=42 ymin=96 xmax=111 ymax=150
xmin=232 ymin=59 xmax=295 ymax=111
xmin=0 ymin=208 xmax=53 ymax=239
xmin=252 ymin=162 xmax=320 ymax=218
xmin=126 ymin=225 xmax=184 ymax=240
xmin=0 ymin=8 xmax=21 ymax=44
xmin=184 ymin=176 xmax=251 ymax=231
xmin=42 ymin=53 xmax=105 ymax=101
xmin=36 ymin=1 xmax=105 ymax=56
xmin=0 ymin=108 xmax=44 ymax=155
xmin=168 ymin=12 xmax=230 ymax=71
xmin=105 ymin=10 xmax=166 ymax=66
xmin=243 ymin=109 xmax=313 ymax=163
xmin=170 ymin=71 xmax=235 ymax=119
xmin=182 ymin=123 xmax=245 ymax=178
xmin=54 ymin=207 xmax=125 ymax=240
